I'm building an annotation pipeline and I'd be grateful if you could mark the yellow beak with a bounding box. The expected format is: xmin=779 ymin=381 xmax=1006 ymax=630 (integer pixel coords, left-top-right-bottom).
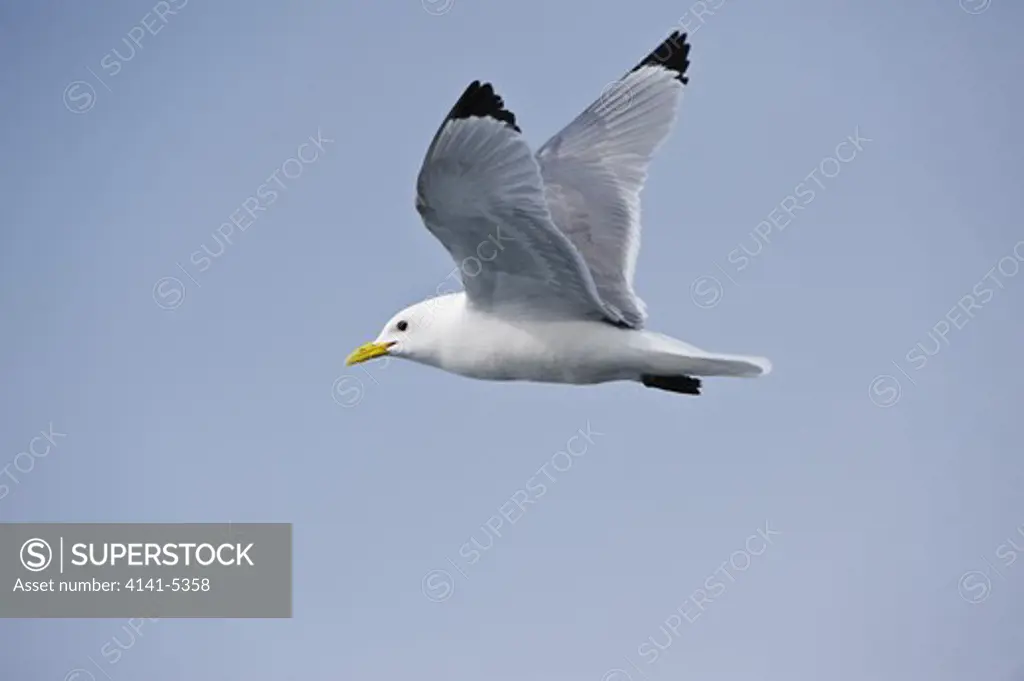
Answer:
xmin=345 ymin=341 xmax=394 ymax=366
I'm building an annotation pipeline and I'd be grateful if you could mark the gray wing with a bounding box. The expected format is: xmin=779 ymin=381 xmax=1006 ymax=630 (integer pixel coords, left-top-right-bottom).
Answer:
xmin=536 ymin=31 xmax=692 ymax=329
xmin=416 ymin=81 xmax=629 ymax=325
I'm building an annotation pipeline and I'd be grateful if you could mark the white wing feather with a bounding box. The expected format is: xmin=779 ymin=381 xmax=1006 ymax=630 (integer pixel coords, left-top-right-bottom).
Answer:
xmin=537 ymin=32 xmax=692 ymax=328
xmin=416 ymin=84 xmax=627 ymax=324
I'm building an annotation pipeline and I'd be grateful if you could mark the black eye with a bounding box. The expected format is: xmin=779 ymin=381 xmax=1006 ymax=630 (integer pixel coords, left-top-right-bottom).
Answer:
xmin=396 ymin=320 xmax=408 ymax=332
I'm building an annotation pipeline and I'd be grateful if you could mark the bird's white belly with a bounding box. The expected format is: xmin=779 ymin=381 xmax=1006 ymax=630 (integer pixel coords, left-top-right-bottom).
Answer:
xmin=435 ymin=317 xmax=642 ymax=384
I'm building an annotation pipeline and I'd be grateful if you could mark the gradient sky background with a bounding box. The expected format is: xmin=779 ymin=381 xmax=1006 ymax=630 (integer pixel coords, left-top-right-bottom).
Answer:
xmin=2 ymin=0 xmax=1024 ymax=679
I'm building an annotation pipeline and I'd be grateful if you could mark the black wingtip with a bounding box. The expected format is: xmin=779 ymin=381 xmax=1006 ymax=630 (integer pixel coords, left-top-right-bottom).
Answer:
xmin=446 ymin=80 xmax=521 ymax=133
xmin=632 ymin=30 xmax=691 ymax=85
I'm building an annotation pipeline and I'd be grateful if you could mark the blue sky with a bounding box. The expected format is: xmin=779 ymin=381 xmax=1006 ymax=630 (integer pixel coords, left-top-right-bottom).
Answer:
xmin=2 ymin=0 xmax=1024 ymax=679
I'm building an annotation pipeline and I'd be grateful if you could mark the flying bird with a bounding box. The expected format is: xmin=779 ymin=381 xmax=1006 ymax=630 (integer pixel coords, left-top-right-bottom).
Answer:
xmin=346 ymin=30 xmax=771 ymax=396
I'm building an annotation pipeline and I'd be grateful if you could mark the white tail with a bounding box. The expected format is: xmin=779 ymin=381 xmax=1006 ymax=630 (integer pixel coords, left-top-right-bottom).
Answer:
xmin=637 ymin=331 xmax=772 ymax=378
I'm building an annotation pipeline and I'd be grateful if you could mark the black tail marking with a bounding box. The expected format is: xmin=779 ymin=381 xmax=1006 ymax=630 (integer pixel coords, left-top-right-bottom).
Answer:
xmin=641 ymin=374 xmax=702 ymax=396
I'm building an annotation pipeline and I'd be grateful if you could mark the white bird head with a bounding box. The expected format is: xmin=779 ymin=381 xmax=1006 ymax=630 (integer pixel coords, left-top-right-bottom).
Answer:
xmin=345 ymin=293 xmax=463 ymax=367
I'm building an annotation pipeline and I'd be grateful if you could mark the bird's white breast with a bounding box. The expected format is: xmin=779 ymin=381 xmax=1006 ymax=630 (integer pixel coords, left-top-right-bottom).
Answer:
xmin=431 ymin=300 xmax=642 ymax=384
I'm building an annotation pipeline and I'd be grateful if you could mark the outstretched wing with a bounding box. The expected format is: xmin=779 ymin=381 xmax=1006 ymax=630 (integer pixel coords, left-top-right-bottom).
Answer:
xmin=415 ymin=81 xmax=630 ymax=325
xmin=536 ymin=31 xmax=692 ymax=329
